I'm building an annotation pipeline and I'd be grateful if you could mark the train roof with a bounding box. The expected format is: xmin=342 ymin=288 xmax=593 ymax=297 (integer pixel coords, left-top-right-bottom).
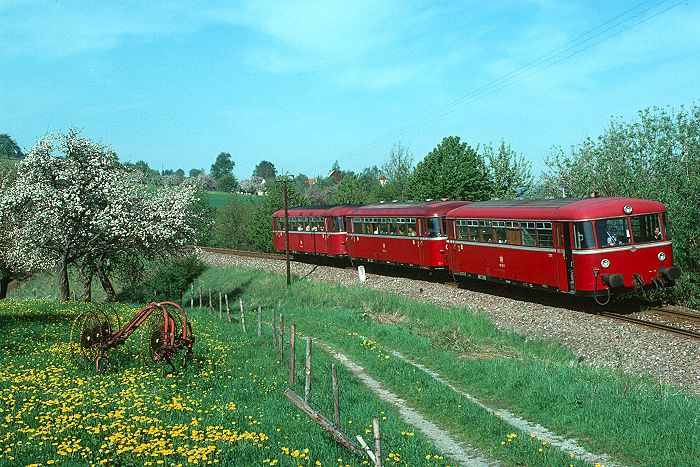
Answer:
xmin=346 ymin=200 xmax=471 ymax=217
xmin=446 ymin=197 xmax=666 ymax=220
xmin=272 ymin=205 xmax=360 ymax=217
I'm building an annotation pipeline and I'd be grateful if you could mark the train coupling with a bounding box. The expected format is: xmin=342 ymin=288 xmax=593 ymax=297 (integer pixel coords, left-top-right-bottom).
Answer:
xmin=601 ymin=273 xmax=624 ymax=288
xmin=658 ymin=266 xmax=682 ymax=282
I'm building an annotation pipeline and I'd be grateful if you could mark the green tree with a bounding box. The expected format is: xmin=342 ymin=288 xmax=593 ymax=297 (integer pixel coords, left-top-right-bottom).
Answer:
xmin=216 ymin=173 xmax=239 ymax=193
xmin=210 ymin=196 xmax=257 ymax=250
xmin=333 ymin=167 xmax=383 ymax=204
xmin=189 ymin=168 xmax=204 ymax=178
xmin=381 ymin=142 xmax=414 ymax=201
xmin=411 ymin=136 xmax=492 ymax=201
xmin=0 ymin=134 xmax=24 ymax=160
xmin=253 ymin=160 xmax=278 ymax=181
xmin=543 ymin=105 xmax=700 ymax=306
xmin=483 ymin=140 xmax=533 ymax=199
xmin=210 ymin=152 xmax=235 ymax=179
xmin=251 ymin=179 xmax=307 ymax=252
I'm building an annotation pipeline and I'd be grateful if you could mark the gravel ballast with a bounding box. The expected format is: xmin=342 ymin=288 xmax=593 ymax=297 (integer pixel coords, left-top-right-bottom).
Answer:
xmin=200 ymin=250 xmax=700 ymax=394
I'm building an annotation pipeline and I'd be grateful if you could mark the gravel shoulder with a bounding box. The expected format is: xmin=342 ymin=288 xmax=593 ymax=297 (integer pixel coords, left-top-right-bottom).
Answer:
xmin=200 ymin=250 xmax=700 ymax=394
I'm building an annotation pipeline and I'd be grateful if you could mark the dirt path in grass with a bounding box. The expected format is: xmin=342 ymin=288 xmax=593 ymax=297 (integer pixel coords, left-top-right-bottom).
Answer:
xmin=319 ymin=335 xmax=618 ymax=467
xmin=315 ymin=340 xmax=497 ymax=467
xmin=378 ymin=343 xmax=617 ymax=466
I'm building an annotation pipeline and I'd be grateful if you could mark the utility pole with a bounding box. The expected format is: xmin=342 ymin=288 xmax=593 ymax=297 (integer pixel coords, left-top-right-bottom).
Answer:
xmin=283 ymin=177 xmax=291 ymax=287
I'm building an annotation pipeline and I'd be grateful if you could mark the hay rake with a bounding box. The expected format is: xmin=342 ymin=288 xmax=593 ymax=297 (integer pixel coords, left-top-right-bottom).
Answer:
xmin=69 ymin=301 xmax=194 ymax=374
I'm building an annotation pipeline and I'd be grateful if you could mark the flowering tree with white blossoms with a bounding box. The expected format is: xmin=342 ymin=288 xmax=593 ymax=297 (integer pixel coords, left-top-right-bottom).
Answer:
xmin=3 ymin=130 xmax=199 ymax=301
xmin=0 ymin=163 xmax=44 ymax=298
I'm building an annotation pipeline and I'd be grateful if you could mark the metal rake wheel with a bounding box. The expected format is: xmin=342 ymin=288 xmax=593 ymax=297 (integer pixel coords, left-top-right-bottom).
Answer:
xmin=69 ymin=310 xmax=106 ymax=370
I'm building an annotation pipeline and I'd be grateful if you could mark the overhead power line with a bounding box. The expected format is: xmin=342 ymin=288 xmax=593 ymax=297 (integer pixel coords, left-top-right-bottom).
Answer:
xmin=342 ymin=0 xmax=685 ymax=159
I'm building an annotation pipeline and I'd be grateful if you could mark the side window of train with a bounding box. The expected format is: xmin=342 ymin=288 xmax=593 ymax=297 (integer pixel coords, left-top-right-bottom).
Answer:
xmin=478 ymin=220 xmax=494 ymax=242
xmin=455 ymin=219 xmax=467 ymax=240
xmin=467 ymin=220 xmax=479 ymax=241
xmin=493 ymin=221 xmax=507 ymax=243
xmin=572 ymin=222 xmax=595 ymax=249
xmin=521 ymin=222 xmax=537 ymax=246
xmin=536 ymin=222 xmax=554 ymax=247
xmin=506 ymin=221 xmax=522 ymax=245
xmin=662 ymin=212 xmax=671 ymax=240
xmin=427 ymin=217 xmax=441 ymax=237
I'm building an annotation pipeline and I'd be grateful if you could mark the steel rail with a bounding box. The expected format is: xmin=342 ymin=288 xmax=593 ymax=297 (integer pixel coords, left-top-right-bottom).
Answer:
xmin=647 ymin=307 xmax=700 ymax=322
xmin=598 ymin=312 xmax=700 ymax=340
xmin=196 ymin=246 xmax=285 ymax=261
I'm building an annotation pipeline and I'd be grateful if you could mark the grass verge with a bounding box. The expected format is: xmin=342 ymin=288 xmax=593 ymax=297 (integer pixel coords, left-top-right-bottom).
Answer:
xmin=0 ymin=299 xmax=457 ymax=466
xmin=182 ymin=265 xmax=700 ymax=467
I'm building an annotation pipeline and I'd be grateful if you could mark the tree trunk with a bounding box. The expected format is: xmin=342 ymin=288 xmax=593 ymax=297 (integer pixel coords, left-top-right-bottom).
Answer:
xmin=81 ymin=269 xmax=93 ymax=302
xmin=0 ymin=276 xmax=9 ymax=300
xmin=58 ymin=253 xmax=70 ymax=301
xmin=96 ymin=264 xmax=117 ymax=302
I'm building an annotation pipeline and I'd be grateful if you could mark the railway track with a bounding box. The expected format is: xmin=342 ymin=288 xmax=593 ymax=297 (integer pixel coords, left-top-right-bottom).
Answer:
xmin=197 ymin=245 xmax=700 ymax=341
xmin=196 ymin=246 xmax=285 ymax=261
xmin=598 ymin=310 xmax=700 ymax=340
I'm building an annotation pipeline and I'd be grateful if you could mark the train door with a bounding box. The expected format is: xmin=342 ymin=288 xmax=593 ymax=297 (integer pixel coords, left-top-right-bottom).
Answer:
xmin=417 ymin=217 xmax=427 ymax=267
xmin=555 ymin=223 xmax=574 ymax=292
xmin=447 ymin=220 xmax=460 ymax=272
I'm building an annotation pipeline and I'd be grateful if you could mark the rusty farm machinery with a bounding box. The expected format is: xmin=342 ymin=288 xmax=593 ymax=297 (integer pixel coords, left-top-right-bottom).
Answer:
xmin=69 ymin=301 xmax=194 ymax=374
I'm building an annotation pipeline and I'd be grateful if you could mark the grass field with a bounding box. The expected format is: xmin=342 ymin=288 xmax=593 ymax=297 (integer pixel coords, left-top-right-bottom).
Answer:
xmin=203 ymin=192 xmax=261 ymax=210
xmin=178 ymin=266 xmax=700 ymax=467
xmin=0 ymin=300 xmax=456 ymax=466
xmin=6 ymin=264 xmax=700 ymax=466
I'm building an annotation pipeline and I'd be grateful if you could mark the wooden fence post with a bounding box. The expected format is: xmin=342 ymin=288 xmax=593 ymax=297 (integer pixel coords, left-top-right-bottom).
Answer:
xmin=373 ymin=419 xmax=382 ymax=467
xmin=218 ymin=292 xmax=222 ymax=319
xmin=289 ymin=324 xmax=296 ymax=386
xmin=190 ymin=283 xmax=194 ymax=308
xmin=225 ymin=294 xmax=231 ymax=322
xmin=283 ymin=389 xmax=361 ymax=455
xmin=332 ymin=364 xmax=340 ymax=428
xmin=272 ymin=309 xmax=277 ymax=347
xmin=208 ymin=289 xmax=212 ymax=312
xmin=305 ymin=337 xmax=312 ymax=404
xmin=257 ymin=307 xmax=262 ymax=337
xmin=239 ymin=298 xmax=247 ymax=334
xmin=199 ymin=286 xmax=202 ymax=309
xmin=279 ymin=314 xmax=284 ymax=363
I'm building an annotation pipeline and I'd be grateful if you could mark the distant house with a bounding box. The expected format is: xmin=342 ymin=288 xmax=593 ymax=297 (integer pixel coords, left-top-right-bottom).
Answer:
xmin=305 ymin=178 xmax=317 ymax=186
xmin=379 ymin=175 xmax=387 ymax=186
xmin=328 ymin=170 xmax=343 ymax=183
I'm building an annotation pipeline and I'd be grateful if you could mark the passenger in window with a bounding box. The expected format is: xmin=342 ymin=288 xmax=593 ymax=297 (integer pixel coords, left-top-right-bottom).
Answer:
xmin=408 ymin=227 xmax=417 ymax=236
xmin=606 ymin=228 xmax=622 ymax=246
xmin=305 ymin=223 xmax=311 ymax=231
xmin=653 ymin=227 xmax=663 ymax=241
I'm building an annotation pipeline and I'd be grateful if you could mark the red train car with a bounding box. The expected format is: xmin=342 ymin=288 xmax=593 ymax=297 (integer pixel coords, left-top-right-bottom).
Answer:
xmin=272 ymin=205 xmax=355 ymax=257
xmin=346 ymin=201 xmax=471 ymax=269
xmin=446 ymin=197 xmax=681 ymax=299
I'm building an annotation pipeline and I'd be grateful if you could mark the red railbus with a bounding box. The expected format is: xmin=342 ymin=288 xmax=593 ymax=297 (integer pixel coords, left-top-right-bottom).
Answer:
xmin=345 ymin=201 xmax=471 ymax=269
xmin=446 ymin=197 xmax=681 ymax=299
xmin=272 ymin=205 xmax=356 ymax=257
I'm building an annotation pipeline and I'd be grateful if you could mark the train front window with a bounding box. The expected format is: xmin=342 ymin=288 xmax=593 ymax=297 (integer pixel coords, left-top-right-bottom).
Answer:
xmin=631 ymin=213 xmax=663 ymax=244
xmin=427 ymin=217 xmax=442 ymax=237
xmin=572 ymin=221 xmax=595 ymax=249
xmin=662 ymin=212 xmax=671 ymax=240
xmin=594 ymin=217 xmax=630 ymax=248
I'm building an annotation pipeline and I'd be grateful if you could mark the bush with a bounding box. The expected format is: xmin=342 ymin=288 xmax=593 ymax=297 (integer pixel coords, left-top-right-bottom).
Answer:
xmin=119 ymin=253 xmax=206 ymax=303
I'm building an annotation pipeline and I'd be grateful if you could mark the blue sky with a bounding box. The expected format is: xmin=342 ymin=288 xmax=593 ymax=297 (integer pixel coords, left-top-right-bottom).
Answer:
xmin=1 ymin=1 xmax=698 ymax=180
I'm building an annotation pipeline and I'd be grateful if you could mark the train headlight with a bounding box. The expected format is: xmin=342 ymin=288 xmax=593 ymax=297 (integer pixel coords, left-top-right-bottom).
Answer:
xmin=623 ymin=205 xmax=633 ymax=214
xmin=658 ymin=252 xmax=666 ymax=261
xmin=601 ymin=258 xmax=610 ymax=269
